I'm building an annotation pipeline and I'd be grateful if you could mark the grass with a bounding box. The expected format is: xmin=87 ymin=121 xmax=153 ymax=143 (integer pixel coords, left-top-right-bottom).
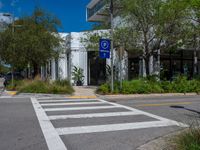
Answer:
xmin=169 ymin=127 xmax=200 ymax=150
xmin=6 ymin=79 xmax=74 ymax=94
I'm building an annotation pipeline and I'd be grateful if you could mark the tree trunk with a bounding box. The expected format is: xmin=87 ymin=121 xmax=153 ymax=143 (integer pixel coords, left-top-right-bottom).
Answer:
xmin=142 ymin=57 xmax=147 ymax=77
xmin=149 ymin=54 xmax=154 ymax=75
xmin=119 ymin=46 xmax=123 ymax=90
xmin=169 ymin=51 xmax=173 ymax=81
xmin=155 ymin=49 xmax=161 ymax=79
xmin=144 ymin=32 xmax=149 ymax=76
xmin=194 ymin=50 xmax=198 ymax=75
xmin=145 ymin=56 xmax=149 ymax=76
xmin=33 ymin=63 xmax=40 ymax=78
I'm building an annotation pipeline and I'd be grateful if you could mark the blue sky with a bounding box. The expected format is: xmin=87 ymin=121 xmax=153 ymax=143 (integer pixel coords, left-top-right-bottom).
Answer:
xmin=0 ymin=0 xmax=93 ymax=32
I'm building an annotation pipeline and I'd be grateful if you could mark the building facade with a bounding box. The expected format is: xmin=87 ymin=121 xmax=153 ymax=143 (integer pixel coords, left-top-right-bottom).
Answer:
xmin=44 ymin=0 xmax=200 ymax=85
xmin=0 ymin=13 xmax=13 ymax=31
xmin=87 ymin=0 xmax=200 ymax=80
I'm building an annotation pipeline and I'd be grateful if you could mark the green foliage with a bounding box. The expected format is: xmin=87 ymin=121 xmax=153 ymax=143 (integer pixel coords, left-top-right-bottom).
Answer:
xmin=54 ymin=79 xmax=71 ymax=87
xmin=72 ymin=66 xmax=84 ymax=85
xmin=97 ymin=83 xmax=110 ymax=94
xmin=0 ymin=8 xmax=62 ymax=75
xmin=97 ymin=76 xmax=200 ymax=94
xmin=6 ymin=79 xmax=74 ymax=94
xmin=172 ymin=128 xmax=200 ymax=150
xmin=80 ymin=30 xmax=110 ymax=52
xmin=0 ymin=63 xmax=9 ymax=74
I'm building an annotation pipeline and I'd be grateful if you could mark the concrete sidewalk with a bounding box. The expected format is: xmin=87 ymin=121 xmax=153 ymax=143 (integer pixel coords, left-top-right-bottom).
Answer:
xmin=71 ymin=86 xmax=97 ymax=98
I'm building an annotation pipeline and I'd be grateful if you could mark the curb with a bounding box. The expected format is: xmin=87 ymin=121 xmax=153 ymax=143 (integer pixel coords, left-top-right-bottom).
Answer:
xmin=98 ymin=93 xmax=199 ymax=99
xmin=137 ymin=129 xmax=188 ymax=150
xmin=67 ymin=96 xmax=97 ymax=99
xmin=6 ymin=91 xmax=17 ymax=96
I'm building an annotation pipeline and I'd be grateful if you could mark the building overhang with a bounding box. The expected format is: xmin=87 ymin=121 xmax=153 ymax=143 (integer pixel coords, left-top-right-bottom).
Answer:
xmin=86 ymin=0 xmax=109 ymax=22
xmin=87 ymin=0 xmax=100 ymax=9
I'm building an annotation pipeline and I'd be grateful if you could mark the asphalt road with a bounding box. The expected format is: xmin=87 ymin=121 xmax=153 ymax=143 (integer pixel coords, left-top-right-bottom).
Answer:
xmin=0 ymin=95 xmax=199 ymax=150
xmin=0 ymin=97 xmax=48 ymax=150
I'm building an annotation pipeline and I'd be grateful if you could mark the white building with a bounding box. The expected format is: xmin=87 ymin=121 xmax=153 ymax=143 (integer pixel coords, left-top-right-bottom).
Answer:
xmin=45 ymin=0 xmax=200 ymax=84
xmin=43 ymin=29 xmax=128 ymax=86
xmin=0 ymin=13 xmax=13 ymax=31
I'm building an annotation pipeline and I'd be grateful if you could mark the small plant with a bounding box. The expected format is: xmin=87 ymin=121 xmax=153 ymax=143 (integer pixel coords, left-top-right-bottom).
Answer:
xmin=72 ymin=66 xmax=84 ymax=86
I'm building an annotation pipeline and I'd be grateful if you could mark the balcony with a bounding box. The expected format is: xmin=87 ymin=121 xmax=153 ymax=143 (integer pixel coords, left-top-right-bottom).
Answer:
xmin=87 ymin=0 xmax=109 ymax=22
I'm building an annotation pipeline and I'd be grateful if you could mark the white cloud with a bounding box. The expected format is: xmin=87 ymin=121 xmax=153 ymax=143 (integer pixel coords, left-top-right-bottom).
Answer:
xmin=0 ymin=1 xmax=3 ymax=9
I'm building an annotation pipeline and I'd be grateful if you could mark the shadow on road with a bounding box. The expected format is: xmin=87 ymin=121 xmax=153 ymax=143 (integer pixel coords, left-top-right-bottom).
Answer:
xmin=170 ymin=105 xmax=200 ymax=115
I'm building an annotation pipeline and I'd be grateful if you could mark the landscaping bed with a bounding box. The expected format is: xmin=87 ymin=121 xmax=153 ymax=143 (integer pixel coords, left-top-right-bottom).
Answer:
xmin=6 ymin=79 xmax=74 ymax=94
xmin=97 ymin=76 xmax=200 ymax=95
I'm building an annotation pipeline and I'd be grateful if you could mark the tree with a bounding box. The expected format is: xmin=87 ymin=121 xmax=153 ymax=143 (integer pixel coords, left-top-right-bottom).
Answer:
xmin=183 ymin=0 xmax=200 ymax=75
xmin=0 ymin=8 xmax=62 ymax=78
xmin=120 ymin=0 xmax=190 ymax=77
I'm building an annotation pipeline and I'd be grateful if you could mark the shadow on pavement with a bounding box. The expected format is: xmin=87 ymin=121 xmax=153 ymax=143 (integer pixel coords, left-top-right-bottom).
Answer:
xmin=170 ymin=105 xmax=200 ymax=115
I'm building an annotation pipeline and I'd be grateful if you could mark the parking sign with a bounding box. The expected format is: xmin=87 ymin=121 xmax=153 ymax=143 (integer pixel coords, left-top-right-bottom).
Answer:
xmin=99 ymin=39 xmax=111 ymax=59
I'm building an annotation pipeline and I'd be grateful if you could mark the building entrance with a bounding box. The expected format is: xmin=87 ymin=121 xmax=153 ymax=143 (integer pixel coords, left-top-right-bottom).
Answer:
xmin=88 ymin=52 xmax=106 ymax=85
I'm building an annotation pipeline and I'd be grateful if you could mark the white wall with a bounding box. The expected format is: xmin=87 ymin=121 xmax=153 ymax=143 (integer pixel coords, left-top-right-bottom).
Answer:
xmin=70 ymin=32 xmax=88 ymax=85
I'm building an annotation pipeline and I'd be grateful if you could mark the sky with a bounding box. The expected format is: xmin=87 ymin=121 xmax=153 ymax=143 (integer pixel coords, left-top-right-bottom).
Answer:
xmin=0 ymin=0 xmax=93 ymax=32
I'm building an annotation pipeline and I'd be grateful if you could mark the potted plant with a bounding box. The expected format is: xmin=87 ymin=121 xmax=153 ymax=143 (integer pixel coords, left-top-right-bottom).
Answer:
xmin=72 ymin=66 xmax=84 ymax=86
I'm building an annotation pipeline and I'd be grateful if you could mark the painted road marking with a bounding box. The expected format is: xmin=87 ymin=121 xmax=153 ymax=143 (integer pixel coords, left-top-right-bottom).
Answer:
xmin=38 ymin=99 xmax=99 ymax=103
xmin=48 ymin=111 xmax=141 ymax=120
xmin=0 ymin=96 xmax=12 ymax=98
xmin=41 ymin=101 xmax=105 ymax=106
xmin=97 ymin=99 xmax=188 ymax=127
xmin=33 ymin=97 xmax=188 ymax=142
xmin=56 ymin=120 xmax=182 ymax=135
xmin=44 ymin=105 xmax=121 ymax=112
xmin=136 ymin=102 xmax=192 ymax=107
xmin=31 ymin=97 xmax=67 ymax=150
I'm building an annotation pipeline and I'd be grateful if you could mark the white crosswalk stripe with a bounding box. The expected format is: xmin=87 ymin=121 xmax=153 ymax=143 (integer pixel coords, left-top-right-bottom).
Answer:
xmin=38 ymin=99 xmax=99 ymax=103
xmin=32 ymin=97 xmax=188 ymax=150
xmin=44 ymin=105 xmax=121 ymax=112
xmin=41 ymin=101 xmax=105 ymax=106
xmin=56 ymin=120 xmax=182 ymax=135
xmin=48 ymin=111 xmax=141 ymax=120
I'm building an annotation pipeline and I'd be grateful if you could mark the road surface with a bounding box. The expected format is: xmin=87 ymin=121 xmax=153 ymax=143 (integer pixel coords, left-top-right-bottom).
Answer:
xmin=0 ymin=95 xmax=199 ymax=150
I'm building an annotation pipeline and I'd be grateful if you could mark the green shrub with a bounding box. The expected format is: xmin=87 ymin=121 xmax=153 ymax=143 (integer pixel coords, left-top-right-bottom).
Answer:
xmin=54 ymin=79 xmax=71 ymax=87
xmin=19 ymin=80 xmax=49 ymax=93
xmin=97 ymin=83 xmax=110 ymax=94
xmin=172 ymin=128 xmax=200 ymax=150
xmin=8 ymin=79 xmax=74 ymax=94
xmin=6 ymin=80 xmax=28 ymax=91
xmin=97 ymin=76 xmax=200 ymax=94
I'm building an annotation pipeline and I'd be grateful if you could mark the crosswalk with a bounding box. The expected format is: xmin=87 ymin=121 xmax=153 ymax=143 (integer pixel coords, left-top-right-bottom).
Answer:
xmin=31 ymin=97 xmax=187 ymax=150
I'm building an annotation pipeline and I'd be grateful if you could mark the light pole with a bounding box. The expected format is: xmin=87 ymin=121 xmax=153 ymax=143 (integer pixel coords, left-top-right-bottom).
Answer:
xmin=10 ymin=14 xmax=22 ymax=87
xmin=110 ymin=0 xmax=114 ymax=92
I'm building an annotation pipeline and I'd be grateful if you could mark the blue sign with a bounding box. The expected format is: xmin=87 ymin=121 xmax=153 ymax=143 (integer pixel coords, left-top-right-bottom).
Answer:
xmin=99 ymin=39 xmax=111 ymax=59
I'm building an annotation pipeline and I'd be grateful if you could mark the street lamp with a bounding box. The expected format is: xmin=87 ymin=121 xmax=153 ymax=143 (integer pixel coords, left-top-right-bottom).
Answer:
xmin=10 ymin=14 xmax=22 ymax=87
